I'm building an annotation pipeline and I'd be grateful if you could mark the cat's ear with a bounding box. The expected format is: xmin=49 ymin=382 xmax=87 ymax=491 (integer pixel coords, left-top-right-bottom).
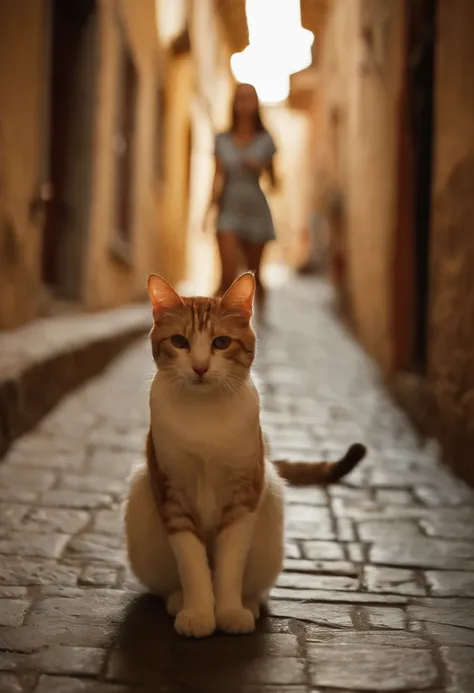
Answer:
xmin=147 ymin=274 xmax=184 ymax=321
xmin=221 ymin=272 xmax=255 ymax=318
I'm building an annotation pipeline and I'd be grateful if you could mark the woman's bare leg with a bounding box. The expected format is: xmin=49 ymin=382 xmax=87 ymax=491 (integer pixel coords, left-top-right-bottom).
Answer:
xmin=216 ymin=231 xmax=240 ymax=296
xmin=240 ymin=240 xmax=267 ymax=311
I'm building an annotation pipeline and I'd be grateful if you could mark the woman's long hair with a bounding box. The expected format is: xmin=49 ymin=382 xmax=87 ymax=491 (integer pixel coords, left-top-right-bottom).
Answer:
xmin=230 ymin=83 xmax=266 ymax=133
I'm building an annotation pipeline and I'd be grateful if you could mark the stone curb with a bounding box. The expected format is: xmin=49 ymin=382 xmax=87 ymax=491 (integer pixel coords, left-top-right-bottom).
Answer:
xmin=0 ymin=305 xmax=151 ymax=459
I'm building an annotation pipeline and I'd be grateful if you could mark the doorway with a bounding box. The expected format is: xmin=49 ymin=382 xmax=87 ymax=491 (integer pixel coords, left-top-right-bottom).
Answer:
xmin=41 ymin=0 xmax=97 ymax=301
xmin=394 ymin=0 xmax=436 ymax=372
xmin=408 ymin=0 xmax=436 ymax=370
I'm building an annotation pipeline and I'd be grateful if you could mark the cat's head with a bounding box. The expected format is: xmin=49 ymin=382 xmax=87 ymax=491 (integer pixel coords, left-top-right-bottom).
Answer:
xmin=148 ymin=273 xmax=256 ymax=393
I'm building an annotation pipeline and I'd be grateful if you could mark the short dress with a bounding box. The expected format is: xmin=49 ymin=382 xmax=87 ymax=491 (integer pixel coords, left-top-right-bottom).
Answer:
xmin=215 ymin=130 xmax=276 ymax=244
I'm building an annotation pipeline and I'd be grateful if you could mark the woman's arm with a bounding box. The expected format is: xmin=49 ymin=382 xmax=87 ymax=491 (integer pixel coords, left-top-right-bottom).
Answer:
xmin=210 ymin=157 xmax=225 ymax=206
xmin=243 ymin=132 xmax=278 ymax=188
xmin=266 ymin=159 xmax=277 ymax=189
xmin=243 ymin=156 xmax=278 ymax=190
xmin=242 ymin=156 xmax=271 ymax=175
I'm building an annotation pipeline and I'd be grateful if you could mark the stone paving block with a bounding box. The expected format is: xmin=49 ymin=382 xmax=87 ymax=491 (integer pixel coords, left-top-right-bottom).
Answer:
xmin=285 ymin=521 xmax=336 ymax=540
xmin=21 ymin=507 xmax=90 ymax=534
xmin=8 ymin=450 xmax=86 ymax=472
xmin=0 ymin=623 xmax=117 ymax=651
xmin=270 ymin=588 xmax=408 ymax=605
xmin=88 ymin=429 xmax=145 ymax=453
xmin=420 ymin=518 xmax=474 ymax=540
xmin=0 ymin=531 xmax=69 ymax=559
xmin=308 ymin=644 xmax=438 ymax=690
xmin=0 ymin=504 xmax=28 ymax=527
xmin=276 ymin=572 xmax=358 ymax=591
xmin=301 ymin=541 xmax=345 ymax=561
xmin=425 ymin=570 xmax=474 ymax=597
xmin=414 ymin=483 xmax=474 ymax=507
xmin=79 ymin=565 xmax=119 ymax=588
xmin=0 ymin=674 xmax=23 ymax=693
xmin=58 ymin=473 xmax=125 ymax=496
xmin=424 ymin=622 xmax=474 ymax=647
xmin=268 ymin=600 xmax=353 ymax=627
xmin=305 ymin=629 xmax=429 ymax=648
xmin=0 ymin=558 xmax=80 ymax=586
xmin=0 ymin=587 xmax=27 ymax=598
xmin=376 ymin=489 xmax=415 ymax=505
xmin=283 ymin=559 xmax=358 ymax=576
xmin=284 ymin=542 xmax=301 ymax=559
xmin=332 ymin=496 xmax=433 ymax=520
xmin=0 ymin=600 xmax=30 ymax=626
xmin=88 ymin=451 xmax=137 ymax=479
xmin=26 ymin=592 xmax=131 ymax=626
xmin=335 ymin=517 xmax=356 ymax=541
xmin=36 ymin=646 xmax=106 ymax=676
xmin=407 ymin=605 xmax=474 ymax=630
xmin=284 ymin=486 xmax=327 ymax=505
xmin=65 ymin=533 xmax=126 ymax=566
xmin=357 ymin=520 xmax=423 ymax=542
xmin=441 ymin=646 xmax=474 ymax=693
xmin=364 ymin=566 xmax=426 ymax=596
xmin=346 ymin=543 xmax=365 ymax=562
xmin=39 ymin=490 xmax=113 ymax=510
xmin=0 ymin=465 xmax=57 ymax=491
xmin=0 ymin=488 xmax=38 ymax=504
xmin=91 ymin=509 xmax=123 ymax=535
xmin=35 ymin=676 xmax=130 ymax=693
xmin=361 ymin=606 xmax=407 ymax=630
xmin=0 ymin=647 xmax=107 ymax=678
xmin=285 ymin=504 xmax=332 ymax=524
xmin=369 ymin=538 xmax=474 ymax=570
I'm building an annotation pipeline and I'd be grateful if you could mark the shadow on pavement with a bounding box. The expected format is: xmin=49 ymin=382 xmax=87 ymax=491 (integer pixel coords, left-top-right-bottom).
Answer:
xmin=115 ymin=593 xmax=269 ymax=691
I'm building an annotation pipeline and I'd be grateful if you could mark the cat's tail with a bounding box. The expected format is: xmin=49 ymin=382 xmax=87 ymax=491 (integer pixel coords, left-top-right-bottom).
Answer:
xmin=273 ymin=443 xmax=367 ymax=486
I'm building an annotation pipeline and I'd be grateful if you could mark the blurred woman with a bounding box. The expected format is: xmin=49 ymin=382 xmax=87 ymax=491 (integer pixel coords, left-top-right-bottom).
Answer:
xmin=210 ymin=83 xmax=277 ymax=312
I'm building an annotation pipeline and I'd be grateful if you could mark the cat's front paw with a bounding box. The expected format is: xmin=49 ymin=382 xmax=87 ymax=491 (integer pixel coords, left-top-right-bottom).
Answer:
xmin=216 ymin=607 xmax=255 ymax=634
xmin=174 ymin=608 xmax=216 ymax=638
xmin=166 ymin=590 xmax=183 ymax=616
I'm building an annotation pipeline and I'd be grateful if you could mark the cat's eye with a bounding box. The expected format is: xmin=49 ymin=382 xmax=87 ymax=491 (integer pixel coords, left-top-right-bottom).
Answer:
xmin=212 ymin=336 xmax=231 ymax=350
xmin=170 ymin=334 xmax=189 ymax=349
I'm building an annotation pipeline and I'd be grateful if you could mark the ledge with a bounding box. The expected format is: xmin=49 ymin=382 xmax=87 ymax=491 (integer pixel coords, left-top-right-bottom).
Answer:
xmin=0 ymin=304 xmax=151 ymax=460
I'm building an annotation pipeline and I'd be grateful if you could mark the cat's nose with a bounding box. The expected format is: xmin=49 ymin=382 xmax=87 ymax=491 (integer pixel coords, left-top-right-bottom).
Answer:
xmin=193 ymin=365 xmax=208 ymax=377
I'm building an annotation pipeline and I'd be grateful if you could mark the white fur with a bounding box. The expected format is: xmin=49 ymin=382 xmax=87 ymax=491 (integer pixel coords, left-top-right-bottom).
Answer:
xmin=124 ymin=371 xmax=285 ymax=638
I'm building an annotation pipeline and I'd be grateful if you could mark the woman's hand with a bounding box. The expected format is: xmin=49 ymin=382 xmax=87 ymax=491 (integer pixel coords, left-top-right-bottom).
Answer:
xmin=203 ymin=201 xmax=217 ymax=233
xmin=242 ymin=157 xmax=264 ymax=174
xmin=270 ymin=175 xmax=280 ymax=193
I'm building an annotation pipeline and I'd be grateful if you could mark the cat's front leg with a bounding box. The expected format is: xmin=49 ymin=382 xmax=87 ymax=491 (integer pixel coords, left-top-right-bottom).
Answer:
xmin=213 ymin=511 xmax=257 ymax=634
xmin=168 ymin=530 xmax=216 ymax=637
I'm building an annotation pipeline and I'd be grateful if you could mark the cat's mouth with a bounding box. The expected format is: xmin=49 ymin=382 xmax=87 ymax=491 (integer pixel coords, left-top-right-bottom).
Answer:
xmin=191 ymin=377 xmax=210 ymax=387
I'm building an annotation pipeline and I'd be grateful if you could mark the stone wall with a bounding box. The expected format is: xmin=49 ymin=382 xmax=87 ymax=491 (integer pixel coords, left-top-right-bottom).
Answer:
xmin=427 ymin=0 xmax=474 ymax=483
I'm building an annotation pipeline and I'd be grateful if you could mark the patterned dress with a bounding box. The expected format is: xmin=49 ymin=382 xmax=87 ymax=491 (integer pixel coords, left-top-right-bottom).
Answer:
xmin=215 ymin=130 xmax=276 ymax=244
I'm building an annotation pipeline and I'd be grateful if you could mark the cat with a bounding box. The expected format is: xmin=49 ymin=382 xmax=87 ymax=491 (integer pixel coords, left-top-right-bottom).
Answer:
xmin=124 ymin=272 xmax=366 ymax=638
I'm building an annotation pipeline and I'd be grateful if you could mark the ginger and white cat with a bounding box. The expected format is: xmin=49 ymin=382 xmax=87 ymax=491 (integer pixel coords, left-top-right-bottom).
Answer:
xmin=124 ymin=272 xmax=365 ymax=638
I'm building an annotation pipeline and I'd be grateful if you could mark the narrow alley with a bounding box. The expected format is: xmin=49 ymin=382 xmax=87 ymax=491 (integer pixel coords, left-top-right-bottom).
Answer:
xmin=1 ymin=277 xmax=473 ymax=693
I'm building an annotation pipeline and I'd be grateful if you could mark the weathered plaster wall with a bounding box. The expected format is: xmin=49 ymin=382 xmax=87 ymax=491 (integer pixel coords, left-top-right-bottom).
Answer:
xmin=319 ymin=0 xmax=404 ymax=369
xmin=84 ymin=0 xmax=161 ymax=309
xmin=0 ymin=0 xmax=46 ymax=329
xmin=427 ymin=0 xmax=474 ymax=483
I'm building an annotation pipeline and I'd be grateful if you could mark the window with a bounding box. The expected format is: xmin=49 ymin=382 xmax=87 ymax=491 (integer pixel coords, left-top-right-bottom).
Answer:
xmin=154 ymin=82 xmax=166 ymax=185
xmin=111 ymin=24 xmax=137 ymax=263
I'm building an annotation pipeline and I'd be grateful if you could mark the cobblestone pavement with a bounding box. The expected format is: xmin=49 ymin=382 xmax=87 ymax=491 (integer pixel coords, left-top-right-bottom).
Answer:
xmin=1 ymin=277 xmax=474 ymax=693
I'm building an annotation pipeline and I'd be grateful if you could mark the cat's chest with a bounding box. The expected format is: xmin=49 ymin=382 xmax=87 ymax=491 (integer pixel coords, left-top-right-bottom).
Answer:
xmin=149 ymin=383 xmax=261 ymax=532
xmin=149 ymin=381 xmax=259 ymax=463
